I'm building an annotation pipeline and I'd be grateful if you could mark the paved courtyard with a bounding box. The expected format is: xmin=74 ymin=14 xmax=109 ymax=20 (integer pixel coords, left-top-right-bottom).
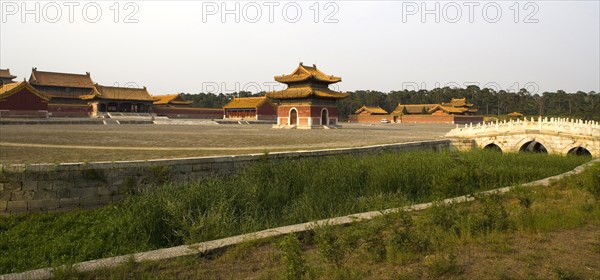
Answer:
xmin=0 ymin=123 xmax=454 ymax=164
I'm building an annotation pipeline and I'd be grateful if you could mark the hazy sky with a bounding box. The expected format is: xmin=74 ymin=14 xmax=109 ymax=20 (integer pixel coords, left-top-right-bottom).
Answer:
xmin=1 ymin=0 xmax=599 ymax=95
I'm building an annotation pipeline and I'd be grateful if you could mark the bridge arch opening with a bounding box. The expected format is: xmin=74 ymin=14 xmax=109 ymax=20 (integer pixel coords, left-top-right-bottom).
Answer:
xmin=519 ymin=141 xmax=548 ymax=154
xmin=567 ymin=147 xmax=592 ymax=157
xmin=483 ymin=143 xmax=502 ymax=152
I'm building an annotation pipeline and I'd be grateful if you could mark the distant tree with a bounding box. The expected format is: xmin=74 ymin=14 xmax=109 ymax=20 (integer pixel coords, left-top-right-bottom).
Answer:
xmin=183 ymin=86 xmax=600 ymax=121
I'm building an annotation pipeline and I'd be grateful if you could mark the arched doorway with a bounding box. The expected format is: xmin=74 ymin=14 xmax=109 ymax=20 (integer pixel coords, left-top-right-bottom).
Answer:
xmin=567 ymin=147 xmax=592 ymax=157
xmin=289 ymin=108 xmax=298 ymax=125
xmin=483 ymin=143 xmax=502 ymax=152
xmin=321 ymin=108 xmax=329 ymax=125
xmin=98 ymin=103 xmax=107 ymax=112
xmin=519 ymin=141 xmax=548 ymax=154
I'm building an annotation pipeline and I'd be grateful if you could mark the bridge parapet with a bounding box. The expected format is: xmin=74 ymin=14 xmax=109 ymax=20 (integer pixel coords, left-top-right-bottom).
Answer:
xmin=447 ymin=117 xmax=600 ymax=138
xmin=446 ymin=117 xmax=599 ymax=157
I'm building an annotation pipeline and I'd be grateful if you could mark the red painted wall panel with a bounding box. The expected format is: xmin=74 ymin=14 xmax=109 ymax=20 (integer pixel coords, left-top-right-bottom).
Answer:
xmin=348 ymin=115 xmax=394 ymax=123
xmin=256 ymin=103 xmax=277 ymax=120
xmin=155 ymin=107 xmax=223 ymax=119
xmin=0 ymin=88 xmax=48 ymax=110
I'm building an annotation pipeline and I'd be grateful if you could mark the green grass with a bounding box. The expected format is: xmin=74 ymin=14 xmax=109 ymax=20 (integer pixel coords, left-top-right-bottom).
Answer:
xmin=0 ymin=150 xmax=590 ymax=274
xmin=70 ymin=161 xmax=600 ymax=279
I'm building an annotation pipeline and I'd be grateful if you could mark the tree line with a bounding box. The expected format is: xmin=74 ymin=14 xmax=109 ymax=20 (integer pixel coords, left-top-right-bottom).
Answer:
xmin=182 ymin=86 xmax=600 ymax=121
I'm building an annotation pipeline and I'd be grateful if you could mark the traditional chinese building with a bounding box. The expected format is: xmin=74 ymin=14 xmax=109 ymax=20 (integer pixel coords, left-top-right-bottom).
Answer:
xmin=29 ymin=68 xmax=94 ymax=117
xmin=0 ymin=81 xmax=50 ymax=117
xmin=508 ymin=111 xmax=524 ymax=118
xmin=153 ymin=93 xmax=223 ymax=119
xmin=392 ymin=104 xmax=439 ymax=115
xmin=267 ymin=63 xmax=349 ymax=128
xmin=348 ymin=105 xmax=394 ymax=123
xmin=81 ymin=84 xmax=155 ymax=116
xmin=391 ymin=98 xmax=482 ymax=124
xmin=0 ymin=69 xmax=17 ymax=85
xmin=430 ymin=98 xmax=478 ymax=115
xmin=154 ymin=94 xmax=193 ymax=107
xmin=223 ymin=96 xmax=277 ymax=121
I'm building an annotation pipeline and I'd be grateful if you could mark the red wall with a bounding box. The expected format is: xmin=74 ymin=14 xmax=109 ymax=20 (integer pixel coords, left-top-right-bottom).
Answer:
xmin=401 ymin=115 xmax=454 ymax=123
xmin=225 ymin=109 xmax=256 ymax=119
xmin=256 ymin=103 xmax=277 ymax=120
xmin=400 ymin=115 xmax=483 ymax=124
xmin=0 ymin=88 xmax=48 ymax=110
xmin=453 ymin=115 xmax=484 ymax=124
xmin=346 ymin=114 xmax=483 ymax=124
xmin=277 ymin=104 xmax=339 ymax=126
xmin=348 ymin=115 xmax=394 ymax=123
xmin=155 ymin=107 xmax=223 ymax=119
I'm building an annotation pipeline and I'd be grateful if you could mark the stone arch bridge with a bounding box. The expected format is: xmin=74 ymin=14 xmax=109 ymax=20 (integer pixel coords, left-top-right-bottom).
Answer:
xmin=446 ymin=117 xmax=600 ymax=157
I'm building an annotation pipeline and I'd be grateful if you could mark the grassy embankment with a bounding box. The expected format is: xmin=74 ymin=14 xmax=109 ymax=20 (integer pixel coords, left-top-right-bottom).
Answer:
xmin=0 ymin=150 xmax=591 ymax=274
xmin=81 ymin=160 xmax=600 ymax=280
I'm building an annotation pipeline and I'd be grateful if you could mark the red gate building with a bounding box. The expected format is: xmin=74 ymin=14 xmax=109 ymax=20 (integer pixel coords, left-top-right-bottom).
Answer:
xmin=267 ymin=63 xmax=348 ymax=129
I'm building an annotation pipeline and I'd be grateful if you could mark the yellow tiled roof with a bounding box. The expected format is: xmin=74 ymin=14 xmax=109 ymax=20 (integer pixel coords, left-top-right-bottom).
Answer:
xmin=274 ymin=63 xmax=342 ymax=84
xmin=354 ymin=105 xmax=388 ymax=115
xmin=266 ymin=86 xmax=349 ymax=100
xmin=392 ymin=104 xmax=438 ymax=115
xmin=442 ymin=98 xmax=473 ymax=107
xmin=428 ymin=105 xmax=469 ymax=114
xmin=508 ymin=112 xmax=523 ymax=117
xmin=0 ymin=68 xmax=16 ymax=79
xmin=0 ymin=81 xmax=50 ymax=101
xmin=81 ymin=84 xmax=154 ymax=101
xmin=223 ymin=97 xmax=271 ymax=109
xmin=153 ymin=94 xmax=193 ymax=105
xmin=29 ymin=68 xmax=94 ymax=88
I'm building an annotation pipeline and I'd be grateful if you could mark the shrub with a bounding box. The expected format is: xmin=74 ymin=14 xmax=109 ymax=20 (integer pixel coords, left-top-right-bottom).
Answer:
xmin=279 ymin=234 xmax=306 ymax=280
xmin=469 ymin=193 xmax=513 ymax=235
xmin=314 ymin=223 xmax=347 ymax=268
xmin=427 ymin=201 xmax=461 ymax=235
xmin=386 ymin=211 xmax=431 ymax=261
xmin=356 ymin=220 xmax=387 ymax=263
xmin=587 ymin=168 xmax=600 ymax=200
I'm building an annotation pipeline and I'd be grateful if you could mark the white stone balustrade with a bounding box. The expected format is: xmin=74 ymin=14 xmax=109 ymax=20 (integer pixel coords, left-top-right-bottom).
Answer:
xmin=446 ymin=117 xmax=600 ymax=157
xmin=447 ymin=117 xmax=600 ymax=138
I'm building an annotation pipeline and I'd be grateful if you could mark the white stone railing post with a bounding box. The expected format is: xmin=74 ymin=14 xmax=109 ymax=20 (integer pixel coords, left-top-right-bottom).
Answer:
xmin=446 ymin=116 xmax=599 ymax=139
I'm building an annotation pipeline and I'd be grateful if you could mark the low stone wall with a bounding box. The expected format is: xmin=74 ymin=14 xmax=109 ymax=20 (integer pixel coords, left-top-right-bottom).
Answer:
xmin=0 ymin=110 xmax=49 ymax=118
xmin=0 ymin=118 xmax=106 ymax=125
xmin=0 ymin=140 xmax=450 ymax=215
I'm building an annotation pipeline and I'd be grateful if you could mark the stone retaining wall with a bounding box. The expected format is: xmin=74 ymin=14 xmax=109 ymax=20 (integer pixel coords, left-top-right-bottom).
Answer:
xmin=450 ymin=138 xmax=477 ymax=152
xmin=0 ymin=140 xmax=450 ymax=215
